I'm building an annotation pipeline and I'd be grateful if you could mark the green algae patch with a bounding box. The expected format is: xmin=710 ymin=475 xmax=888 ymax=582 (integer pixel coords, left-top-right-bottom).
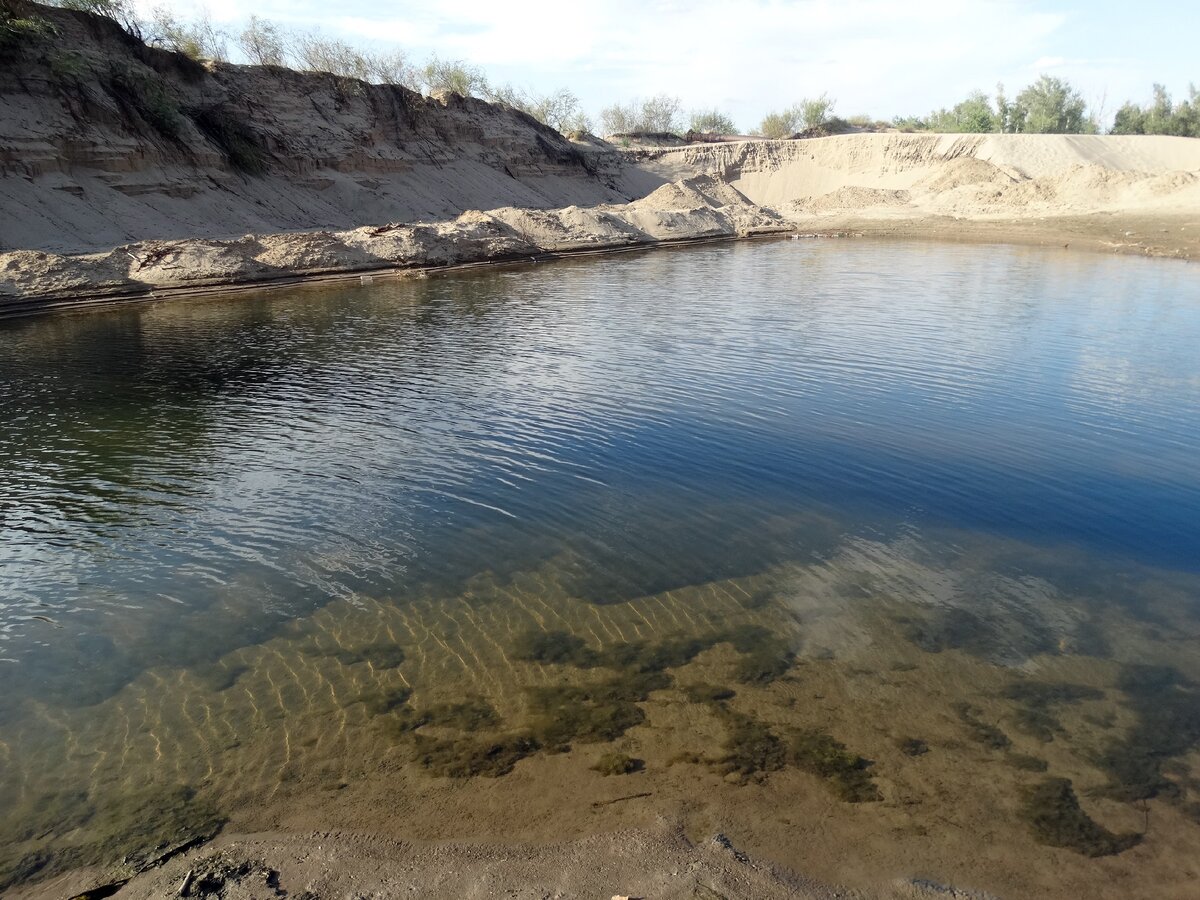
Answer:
xmin=526 ymin=670 xmax=670 ymax=751
xmin=1002 ymin=681 xmax=1105 ymax=743
xmin=383 ymin=695 xmax=500 ymax=734
xmin=896 ymin=737 xmax=929 ymax=757
xmin=787 ymin=729 xmax=881 ymax=802
xmin=511 ymin=629 xmax=597 ymax=666
xmin=712 ymin=711 xmax=788 ymax=782
xmin=1007 ymin=752 xmax=1049 ymax=772
xmin=600 ymin=637 xmax=711 ymax=673
xmin=591 ymin=751 xmax=644 ymax=775
xmin=424 ymin=697 xmax=500 ymax=731
xmin=414 ymin=733 xmax=540 ymax=778
xmin=953 ymin=702 xmax=1011 ymax=750
xmin=1095 ymin=664 xmax=1200 ymax=801
xmin=709 ymin=709 xmax=880 ymax=800
xmin=685 ymin=682 xmax=737 ymax=704
xmin=509 ymin=625 xmax=797 ymax=688
xmin=1021 ymin=777 xmax=1140 ymax=857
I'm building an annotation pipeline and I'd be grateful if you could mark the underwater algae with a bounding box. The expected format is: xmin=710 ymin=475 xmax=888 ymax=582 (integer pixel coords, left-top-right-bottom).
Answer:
xmin=591 ymin=752 xmax=644 ymax=776
xmin=1021 ymin=777 xmax=1140 ymax=857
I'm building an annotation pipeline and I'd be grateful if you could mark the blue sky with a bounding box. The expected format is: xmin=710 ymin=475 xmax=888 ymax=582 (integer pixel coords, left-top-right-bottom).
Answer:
xmin=150 ymin=0 xmax=1196 ymax=128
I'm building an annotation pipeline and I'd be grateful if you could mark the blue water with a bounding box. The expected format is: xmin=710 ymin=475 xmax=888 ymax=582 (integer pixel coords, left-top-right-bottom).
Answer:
xmin=2 ymin=240 xmax=1199 ymax=688
xmin=3 ymin=238 xmax=1200 ymax=892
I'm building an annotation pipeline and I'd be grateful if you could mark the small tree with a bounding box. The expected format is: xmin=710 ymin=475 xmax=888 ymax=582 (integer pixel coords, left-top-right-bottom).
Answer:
xmin=599 ymin=100 xmax=638 ymax=134
xmin=1110 ymin=101 xmax=1146 ymax=134
xmin=148 ymin=7 xmax=227 ymax=61
xmin=239 ymin=15 xmax=287 ymax=67
xmin=995 ymin=83 xmax=1012 ymax=132
xmin=599 ymin=95 xmax=682 ymax=134
xmin=758 ymin=107 xmax=800 ymax=138
xmin=689 ymin=108 xmax=737 ymax=134
xmin=1011 ymin=75 xmax=1091 ymax=134
xmin=639 ymin=94 xmax=682 ymax=132
xmin=419 ymin=56 xmax=488 ymax=97
xmin=926 ymin=90 xmax=997 ymax=133
xmin=798 ymin=93 xmax=834 ymax=128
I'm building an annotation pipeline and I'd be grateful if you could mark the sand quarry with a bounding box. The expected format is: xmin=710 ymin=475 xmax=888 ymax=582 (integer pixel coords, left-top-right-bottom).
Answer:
xmin=0 ymin=8 xmax=1198 ymax=315
xmin=4 ymin=7 xmax=1200 ymax=899
xmin=2 ymin=132 xmax=1200 ymax=316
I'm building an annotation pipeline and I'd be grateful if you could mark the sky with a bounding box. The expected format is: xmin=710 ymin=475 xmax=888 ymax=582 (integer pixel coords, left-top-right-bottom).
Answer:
xmin=139 ymin=0 xmax=1197 ymax=129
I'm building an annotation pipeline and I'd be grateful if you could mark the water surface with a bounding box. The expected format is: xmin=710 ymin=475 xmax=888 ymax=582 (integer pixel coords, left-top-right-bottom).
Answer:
xmin=2 ymin=240 xmax=1199 ymax=896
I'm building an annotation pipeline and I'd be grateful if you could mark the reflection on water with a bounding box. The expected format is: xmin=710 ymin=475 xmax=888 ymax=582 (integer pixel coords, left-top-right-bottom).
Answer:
xmin=1 ymin=240 xmax=1199 ymax=896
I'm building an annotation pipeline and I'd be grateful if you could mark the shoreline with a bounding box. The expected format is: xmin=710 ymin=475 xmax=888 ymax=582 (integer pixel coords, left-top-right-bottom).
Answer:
xmin=1 ymin=210 xmax=1194 ymax=322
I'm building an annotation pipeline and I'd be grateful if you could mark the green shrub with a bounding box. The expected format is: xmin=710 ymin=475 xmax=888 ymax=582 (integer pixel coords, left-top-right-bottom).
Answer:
xmin=108 ymin=63 xmax=183 ymax=138
xmin=689 ymin=108 xmax=737 ymax=134
xmin=47 ymin=49 xmax=86 ymax=80
xmin=0 ymin=6 xmax=57 ymax=58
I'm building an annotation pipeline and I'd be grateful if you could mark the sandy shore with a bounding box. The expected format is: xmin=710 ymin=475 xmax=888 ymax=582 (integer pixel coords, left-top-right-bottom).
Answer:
xmin=3 ymin=135 xmax=1198 ymax=317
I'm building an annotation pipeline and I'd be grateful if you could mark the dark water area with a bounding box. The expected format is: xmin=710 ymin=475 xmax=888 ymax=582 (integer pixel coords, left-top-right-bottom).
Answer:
xmin=2 ymin=239 xmax=1200 ymax=895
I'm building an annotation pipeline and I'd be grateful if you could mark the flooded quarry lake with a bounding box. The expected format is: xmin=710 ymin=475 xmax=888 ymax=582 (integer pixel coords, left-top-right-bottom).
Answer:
xmin=2 ymin=239 xmax=1200 ymax=898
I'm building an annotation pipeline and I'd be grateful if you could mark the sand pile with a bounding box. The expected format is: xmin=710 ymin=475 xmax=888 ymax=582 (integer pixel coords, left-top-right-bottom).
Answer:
xmin=0 ymin=175 xmax=788 ymax=310
xmin=640 ymin=133 xmax=1200 ymax=223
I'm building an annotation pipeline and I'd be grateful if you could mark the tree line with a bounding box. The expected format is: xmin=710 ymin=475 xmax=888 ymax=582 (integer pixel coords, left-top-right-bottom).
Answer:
xmin=31 ymin=2 xmax=1200 ymax=140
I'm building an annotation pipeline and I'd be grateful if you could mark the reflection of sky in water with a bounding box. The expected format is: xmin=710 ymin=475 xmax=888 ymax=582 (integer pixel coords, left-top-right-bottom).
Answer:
xmin=1 ymin=240 xmax=1199 ymax=692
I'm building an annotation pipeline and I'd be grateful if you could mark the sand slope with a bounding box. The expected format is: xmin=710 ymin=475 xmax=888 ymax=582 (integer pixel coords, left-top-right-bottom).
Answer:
xmin=639 ymin=133 xmax=1200 ymax=220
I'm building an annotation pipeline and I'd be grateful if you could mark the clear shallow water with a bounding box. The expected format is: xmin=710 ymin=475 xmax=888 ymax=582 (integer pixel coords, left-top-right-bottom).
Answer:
xmin=2 ymin=240 xmax=1200 ymax=894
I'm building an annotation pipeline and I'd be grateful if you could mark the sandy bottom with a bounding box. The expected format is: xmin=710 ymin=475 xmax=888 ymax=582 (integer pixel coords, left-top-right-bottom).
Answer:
xmin=5 ymin=526 xmax=1200 ymax=899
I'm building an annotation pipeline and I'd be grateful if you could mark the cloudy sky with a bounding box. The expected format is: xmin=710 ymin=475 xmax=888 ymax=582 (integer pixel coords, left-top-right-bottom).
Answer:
xmin=142 ymin=0 xmax=1195 ymax=129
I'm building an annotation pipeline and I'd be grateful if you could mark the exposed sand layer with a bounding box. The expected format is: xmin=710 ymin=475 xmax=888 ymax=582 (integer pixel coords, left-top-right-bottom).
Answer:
xmin=0 ymin=7 xmax=656 ymax=254
xmin=0 ymin=175 xmax=788 ymax=313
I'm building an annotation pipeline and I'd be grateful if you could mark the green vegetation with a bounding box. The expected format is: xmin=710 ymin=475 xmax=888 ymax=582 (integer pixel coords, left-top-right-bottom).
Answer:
xmin=688 ymin=108 xmax=737 ymax=135
xmin=525 ymin=670 xmax=669 ymax=751
xmin=509 ymin=624 xmax=795 ymax=685
xmin=896 ymin=736 xmax=929 ymax=757
xmin=684 ymin=682 xmax=736 ymax=704
xmin=591 ymin=751 xmax=644 ymax=775
xmin=714 ymin=710 xmax=788 ymax=780
xmin=32 ymin=4 xmax=1200 ymax=140
xmin=414 ymin=732 xmax=540 ymax=777
xmin=107 ymin=63 xmax=183 ymax=138
xmin=710 ymin=708 xmax=879 ymax=800
xmin=756 ymin=94 xmax=834 ymax=138
xmin=1020 ymin=777 xmax=1140 ymax=856
xmin=788 ymin=728 xmax=881 ymax=802
xmin=511 ymin=628 xmax=597 ymax=666
xmin=952 ymin=702 xmax=1011 ymax=750
xmin=382 ymin=695 xmax=501 ymax=733
xmin=0 ymin=784 xmax=225 ymax=892
xmin=599 ymin=94 xmax=682 ymax=134
xmin=0 ymin=1 xmax=57 ymax=57
xmin=1002 ymin=680 xmax=1104 ymax=743
xmin=1095 ymin=664 xmax=1200 ymax=801
xmin=895 ymin=77 xmax=1097 ymax=134
xmin=1111 ymin=84 xmax=1200 ymax=137
xmin=1006 ymin=752 xmax=1049 ymax=772
xmin=359 ymin=685 xmax=412 ymax=716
